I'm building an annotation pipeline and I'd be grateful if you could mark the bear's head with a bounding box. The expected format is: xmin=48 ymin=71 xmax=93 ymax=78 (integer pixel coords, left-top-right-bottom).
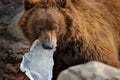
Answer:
xmin=18 ymin=0 xmax=71 ymax=50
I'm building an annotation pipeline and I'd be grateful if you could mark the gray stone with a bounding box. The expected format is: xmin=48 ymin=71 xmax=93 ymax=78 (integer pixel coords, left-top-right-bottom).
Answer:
xmin=7 ymin=12 xmax=26 ymax=41
xmin=57 ymin=61 xmax=120 ymax=80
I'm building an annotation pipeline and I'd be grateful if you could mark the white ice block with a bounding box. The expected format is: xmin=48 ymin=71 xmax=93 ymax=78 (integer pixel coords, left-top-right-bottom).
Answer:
xmin=20 ymin=40 xmax=56 ymax=80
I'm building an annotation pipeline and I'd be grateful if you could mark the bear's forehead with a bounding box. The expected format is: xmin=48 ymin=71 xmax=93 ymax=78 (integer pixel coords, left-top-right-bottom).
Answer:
xmin=28 ymin=8 xmax=63 ymax=24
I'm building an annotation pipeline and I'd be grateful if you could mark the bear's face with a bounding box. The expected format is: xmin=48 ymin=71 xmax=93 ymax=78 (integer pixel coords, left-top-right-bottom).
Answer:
xmin=32 ymin=9 xmax=66 ymax=50
xmin=19 ymin=0 xmax=66 ymax=50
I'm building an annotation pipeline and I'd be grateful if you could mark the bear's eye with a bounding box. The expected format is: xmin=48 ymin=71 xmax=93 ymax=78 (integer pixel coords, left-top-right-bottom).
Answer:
xmin=24 ymin=0 xmax=33 ymax=10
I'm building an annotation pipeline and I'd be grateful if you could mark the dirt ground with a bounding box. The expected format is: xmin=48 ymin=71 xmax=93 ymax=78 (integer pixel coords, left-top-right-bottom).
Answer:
xmin=0 ymin=0 xmax=30 ymax=80
xmin=0 ymin=39 xmax=29 ymax=80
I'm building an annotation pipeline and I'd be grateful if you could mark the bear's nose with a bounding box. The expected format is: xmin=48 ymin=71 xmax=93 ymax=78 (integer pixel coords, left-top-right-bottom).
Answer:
xmin=42 ymin=36 xmax=54 ymax=50
xmin=42 ymin=43 xmax=53 ymax=50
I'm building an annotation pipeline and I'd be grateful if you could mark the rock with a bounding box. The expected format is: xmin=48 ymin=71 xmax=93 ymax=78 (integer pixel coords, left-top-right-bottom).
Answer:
xmin=7 ymin=12 xmax=26 ymax=41
xmin=0 ymin=0 xmax=22 ymax=24
xmin=0 ymin=77 xmax=3 ymax=80
xmin=0 ymin=39 xmax=29 ymax=54
xmin=0 ymin=0 xmax=24 ymax=41
xmin=4 ymin=63 xmax=19 ymax=73
xmin=57 ymin=61 xmax=120 ymax=80
xmin=8 ymin=41 xmax=29 ymax=54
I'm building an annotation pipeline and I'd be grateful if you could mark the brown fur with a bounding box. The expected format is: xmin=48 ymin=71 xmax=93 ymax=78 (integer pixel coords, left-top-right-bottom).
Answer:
xmin=19 ymin=0 xmax=120 ymax=80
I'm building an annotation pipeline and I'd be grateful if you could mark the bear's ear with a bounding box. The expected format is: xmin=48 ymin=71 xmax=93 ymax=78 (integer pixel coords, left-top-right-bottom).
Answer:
xmin=24 ymin=0 xmax=34 ymax=10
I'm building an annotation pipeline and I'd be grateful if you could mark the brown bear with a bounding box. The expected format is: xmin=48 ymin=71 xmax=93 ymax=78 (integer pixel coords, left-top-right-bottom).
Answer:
xmin=18 ymin=0 xmax=120 ymax=80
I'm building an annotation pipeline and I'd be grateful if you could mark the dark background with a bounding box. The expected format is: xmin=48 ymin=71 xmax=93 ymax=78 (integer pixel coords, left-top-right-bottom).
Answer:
xmin=0 ymin=0 xmax=29 ymax=79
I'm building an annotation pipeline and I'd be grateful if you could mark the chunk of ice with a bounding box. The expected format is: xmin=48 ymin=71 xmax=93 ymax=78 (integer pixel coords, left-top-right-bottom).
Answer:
xmin=20 ymin=40 xmax=56 ymax=80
